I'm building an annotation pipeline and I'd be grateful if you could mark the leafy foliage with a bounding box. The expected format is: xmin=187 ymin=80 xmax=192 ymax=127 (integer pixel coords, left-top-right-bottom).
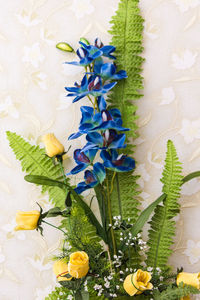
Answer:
xmin=44 ymin=286 xmax=72 ymax=300
xmin=146 ymin=140 xmax=183 ymax=269
xmin=107 ymin=0 xmax=144 ymax=268
xmin=6 ymin=131 xmax=68 ymax=209
xmin=108 ymin=0 xmax=144 ymax=224
xmin=153 ymin=283 xmax=200 ymax=300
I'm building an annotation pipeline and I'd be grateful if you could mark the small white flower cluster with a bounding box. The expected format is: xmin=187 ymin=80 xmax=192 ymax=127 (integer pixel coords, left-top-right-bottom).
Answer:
xmin=94 ymin=274 xmax=118 ymax=298
xmin=119 ymin=267 xmax=134 ymax=282
xmin=84 ymin=280 xmax=88 ymax=292
xmin=94 ymin=284 xmax=104 ymax=297
xmin=147 ymin=267 xmax=164 ymax=284
xmin=111 ymin=215 xmax=122 ymax=228
xmin=113 ymin=250 xmax=124 ymax=267
xmin=119 ymin=231 xmax=147 ymax=251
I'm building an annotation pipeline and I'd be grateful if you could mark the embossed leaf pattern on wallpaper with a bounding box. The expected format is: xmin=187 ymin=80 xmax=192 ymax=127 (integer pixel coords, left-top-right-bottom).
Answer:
xmin=0 ymin=0 xmax=200 ymax=299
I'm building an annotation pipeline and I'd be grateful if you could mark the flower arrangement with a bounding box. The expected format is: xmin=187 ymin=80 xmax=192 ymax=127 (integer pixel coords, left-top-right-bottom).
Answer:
xmin=6 ymin=0 xmax=200 ymax=299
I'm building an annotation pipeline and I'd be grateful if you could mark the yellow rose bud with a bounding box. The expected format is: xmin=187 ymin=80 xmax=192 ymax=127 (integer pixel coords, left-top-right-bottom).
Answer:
xmin=123 ymin=269 xmax=153 ymax=296
xmin=53 ymin=259 xmax=72 ymax=281
xmin=68 ymin=251 xmax=89 ymax=278
xmin=15 ymin=210 xmax=40 ymax=231
xmin=43 ymin=133 xmax=64 ymax=157
xmin=177 ymin=272 xmax=200 ymax=300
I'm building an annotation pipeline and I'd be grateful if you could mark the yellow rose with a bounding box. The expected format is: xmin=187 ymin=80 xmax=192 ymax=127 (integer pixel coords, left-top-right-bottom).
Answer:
xmin=123 ymin=269 xmax=153 ymax=296
xmin=177 ymin=272 xmax=200 ymax=300
xmin=68 ymin=251 xmax=89 ymax=278
xmin=53 ymin=259 xmax=72 ymax=281
xmin=43 ymin=133 xmax=64 ymax=157
xmin=15 ymin=210 xmax=40 ymax=231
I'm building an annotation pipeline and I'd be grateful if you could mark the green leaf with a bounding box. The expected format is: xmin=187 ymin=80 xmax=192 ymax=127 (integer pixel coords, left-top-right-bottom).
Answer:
xmin=6 ymin=131 xmax=68 ymax=209
xmin=131 ymin=193 xmax=166 ymax=237
xmin=146 ymin=140 xmax=183 ymax=269
xmin=65 ymin=191 xmax=72 ymax=208
xmin=56 ymin=42 xmax=74 ymax=52
xmin=182 ymin=171 xmax=200 ymax=184
xmin=25 ymin=175 xmax=66 ymax=190
xmin=45 ymin=207 xmax=62 ymax=218
xmin=24 ymin=174 xmax=107 ymax=243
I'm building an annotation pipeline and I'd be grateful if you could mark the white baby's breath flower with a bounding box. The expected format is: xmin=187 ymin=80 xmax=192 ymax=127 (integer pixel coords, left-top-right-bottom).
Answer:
xmin=184 ymin=240 xmax=200 ymax=264
xmin=0 ymin=96 xmax=19 ymax=119
xmin=172 ymin=49 xmax=197 ymax=70
xmin=179 ymin=119 xmax=200 ymax=144
xmin=22 ymin=43 xmax=44 ymax=68
xmin=70 ymin=0 xmax=94 ymax=19
xmin=173 ymin=0 xmax=200 ymax=13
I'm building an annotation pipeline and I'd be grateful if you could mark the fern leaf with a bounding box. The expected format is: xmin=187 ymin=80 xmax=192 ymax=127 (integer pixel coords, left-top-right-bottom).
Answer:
xmin=107 ymin=0 xmax=144 ymax=267
xmin=154 ymin=283 xmax=200 ymax=300
xmin=108 ymin=0 xmax=144 ymax=224
xmin=146 ymin=140 xmax=183 ymax=269
xmin=6 ymin=131 xmax=68 ymax=209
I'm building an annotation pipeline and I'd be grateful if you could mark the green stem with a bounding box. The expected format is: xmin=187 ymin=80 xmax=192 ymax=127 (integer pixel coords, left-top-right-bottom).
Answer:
xmin=58 ymin=160 xmax=67 ymax=185
xmin=106 ymin=176 xmax=117 ymax=256
xmin=110 ymin=171 xmax=116 ymax=194
xmin=116 ymin=173 xmax=123 ymax=219
xmin=58 ymin=160 xmax=72 ymax=232
xmin=42 ymin=220 xmax=67 ymax=235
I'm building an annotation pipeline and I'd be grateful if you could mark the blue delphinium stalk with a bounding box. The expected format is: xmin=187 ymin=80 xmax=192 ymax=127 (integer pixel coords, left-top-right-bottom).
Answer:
xmin=65 ymin=38 xmax=135 ymax=194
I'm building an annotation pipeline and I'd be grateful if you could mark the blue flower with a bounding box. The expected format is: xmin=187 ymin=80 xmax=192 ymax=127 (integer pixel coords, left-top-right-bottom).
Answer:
xmin=66 ymin=47 xmax=94 ymax=67
xmin=80 ymin=38 xmax=116 ymax=61
xmin=67 ymin=149 xmax=97 ymax=175
xmin=94 ymin=62 xmax=127 ymax=81
xmin=65 ymin=75 xmax=89 ymax=103
xmin=74 ymin=162 xmax=106 ymax=194
xmin=68 ymin=106 xmax=129 ymax=140
xmin=65 ymin=75 xmax=117 ymax=103
xmin=100 ymin=149 xmax=135 ymax=172
xmin=81 ymin=129 xmax=126 ymax=152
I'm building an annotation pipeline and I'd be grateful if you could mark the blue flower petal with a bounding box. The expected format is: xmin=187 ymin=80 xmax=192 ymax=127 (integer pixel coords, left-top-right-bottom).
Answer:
xmin=100 ymin=150 xmax=111 ymax=162
xmin=67 ymin=163 xmax=88 ymax=175
xmin=97 ymin=96 xmax=107 ymax=111
xmin=74 ymin=149 xmax=90 ymax=164
xmin=112 ymin=70 xmax=127 ymax=80
xmin=75 ymin=182 xmax=90 ymax=194
xmin=93 ymin=162 xmax=106 ymax=183
xmin=68 ymin=131 xmax=83 ymax=140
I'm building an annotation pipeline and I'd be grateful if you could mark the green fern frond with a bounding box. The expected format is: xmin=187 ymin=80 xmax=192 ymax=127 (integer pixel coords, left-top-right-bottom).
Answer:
xmin=108 ymin=0 xmax=144 ymax=222
xmin=154 ymin=283 xmax=200 ymax=300
xmin=6 ymin=131 xmax=68 ymax=209
xmin=107 ymin=0 xmax=144 ymax=267
xmin=146 ymin=140 xmax=183 ymax=269
xmin=108 ymin=0 xmax=144 ymax=153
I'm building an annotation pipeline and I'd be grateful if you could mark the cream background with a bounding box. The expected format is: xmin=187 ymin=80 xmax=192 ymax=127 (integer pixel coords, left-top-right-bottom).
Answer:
xmin=0 ymin=0 xmax=200 ymax=299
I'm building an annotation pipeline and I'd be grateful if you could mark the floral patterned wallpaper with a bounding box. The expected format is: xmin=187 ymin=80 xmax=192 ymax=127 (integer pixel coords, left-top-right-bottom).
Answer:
xmin=0 ymin=0 xmax=200 ymax=299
